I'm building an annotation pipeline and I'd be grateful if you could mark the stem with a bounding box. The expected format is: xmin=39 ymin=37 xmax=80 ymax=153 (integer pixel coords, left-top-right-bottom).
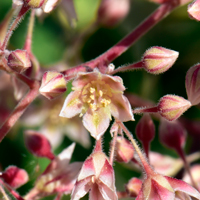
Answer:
xmin=0 ymin=81 xmax=40 ymax=143
xmin=109 ymin=129 xmax=118 ymax=165
xmin=117 ymin=121 xmax=154 ymax=176
xmin=94 ymin=137 xmax=102 ymax=152
xmin=0 ymin=180 xmax=24 ymax=200
xmin=110 ymin=61 xmax=143 ymax=75
xmin=0 ymin=183 xmax=9 ymax=200
xmin=133 ymin=106 xmax=159 ymax=114
xmin=176 ymin=147 xmax=199 ymax=190
xmin=0 ymin=5 xmax=30 ymax=51
xmin=24 ymin=10 xmax=35 ymax=54
xmin=62 ymin=2 xmax=177 ymax=76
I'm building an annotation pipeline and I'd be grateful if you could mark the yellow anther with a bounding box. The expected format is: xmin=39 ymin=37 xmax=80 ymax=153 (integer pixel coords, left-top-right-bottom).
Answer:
xmin=99 ymin=90 xmax=103 ymax=97
xmin=90 ymin=87 xmax=95 ymax=93
xmin=90 ymin=95 xmax=95 ymax=100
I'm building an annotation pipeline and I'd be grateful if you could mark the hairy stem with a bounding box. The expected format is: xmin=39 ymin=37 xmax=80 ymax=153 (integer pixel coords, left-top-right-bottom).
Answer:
xmin=62 ymin=2 xmax=177 ymax=76
xmin=0 ymin=5 xmax=30 ymax=51
xmin=0 ymin=81 xmax=40 ymax=142
xmin=118 ymin=121 xmax=154 ymax=176
xmin=109 ymin=129 xmax=118 ymax=165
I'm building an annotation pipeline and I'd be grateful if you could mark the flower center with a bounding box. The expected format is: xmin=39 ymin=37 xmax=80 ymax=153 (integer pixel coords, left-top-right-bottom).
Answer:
xmin=81 ymin=80 xmax=112 ymax=111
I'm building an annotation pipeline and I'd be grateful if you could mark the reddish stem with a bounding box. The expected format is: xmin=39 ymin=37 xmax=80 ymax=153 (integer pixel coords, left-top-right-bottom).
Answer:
xmin=109 ymin=128 xmax=118 ymax=165
xmin=0 ymin=5 xmax=30 ymax=51
xmin=176 ymin=146 xmax=199 ymax=190
xmin=0 ymin=180 xmax=24 ymax=200
xmin=62 ymin=3 xmax=177 ymax=76
xmin=94 ymin=137 xmax=102 ymax=152
xmin=133 ymin=106 xmax=159 ymax=114
xmin=0 ymin=81 xmax=40 ymax=142
xmin=110 ymin=61 xmax=143 ymax=75
xmin=118 ymin=121 xmax=155 ymax=176
xmin=117 ymin=191 xmax=130 ymax=199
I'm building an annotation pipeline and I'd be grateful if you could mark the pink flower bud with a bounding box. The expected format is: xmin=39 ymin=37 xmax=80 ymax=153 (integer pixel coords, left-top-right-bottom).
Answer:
xmin=158 ymin=95 xmax=191 ymax=121
xmin=185 ymin=63 xmax=200 ymax=105
xmin=126 ymin=177 xmax=142 ymax=197
xmin=7 ymin=50 xmax=31 ymax=73
xmin=23 ymin=0 xmax=46 ymax=8
xmin=39 ymin=71 xmax=67 ymax=100
xmin=24 ymin=130 xmax=55 ymax=160
xmin=115 ymin=136 xmax=134 ymax=163
xmin=142 ymin=46 xmax=179 ymax=74
xmin=188 ymin=0 xmax=200 ymax=21
xmin=97 ymin=0 xmax=130 ymax=27
xmin=159 ymin=119 xmax=186 ymax=151
xmin=0 ymin=166 xmax=29 ymax=189
xmin=135 ymin=114 xmax=155 ymax=157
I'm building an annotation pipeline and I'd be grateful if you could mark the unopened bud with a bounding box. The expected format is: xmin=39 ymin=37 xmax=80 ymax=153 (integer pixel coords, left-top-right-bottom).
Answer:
xmin=185 ymin=63 xmax=200 ymax=105
xmin=97 ymin=0 xmax=130 ymax=27
xmin=159 ymin=119 xmax=186 ymax=151
xmin=136 ymin=114 xmax=155 ymax=144
xmin=24 ymin=130 xmax=55 ymax=160
xmin=126 ymin=177 xmax=142 ymax=197
xmin=142 ymin=46 xmax=179 ymax=74
xmin=39 ymin=71 xmax=67 ymax=100
xmin=0 ymin=166 xmax=29 ymax=189
xmin=158 ymin=95 xmax=191 ymax=121
xmin=7 ymin=50 xmax=31 ymax=73
xmin=115 ymin=136 xmax=134 ymax=163
xmin=188 ymin=0 xmax=200 ymax=21
xmin=23 ymin=0 xmax=46 ymax=8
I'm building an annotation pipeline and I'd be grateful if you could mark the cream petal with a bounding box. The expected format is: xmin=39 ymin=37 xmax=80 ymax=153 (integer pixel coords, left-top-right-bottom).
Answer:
xmin=165 ymin=176 xmax=200 ymax=199
xmin=89 ymin=183 xmax=105 ymax=200
xmin=110 ymin=95 xmax=134 ymax=122
xmin=98 ymin=183 xmax=118 ymax=200
xmin=99 ymin=159 xmax=115 ymax=190
xmin=83 ymin=108 xmax=110 ymax=140
xmin=59 ymin=91 xmax=82 ymax=118
xmin=71 ymin=176 xmax=92 ymax=200
xmin=102 ymin=74 xmax=125 ymax=91
xmin=72 ymin=71 xmax=99 ymax=89
xmin=150 ymin=179 xmax=175 ymax=200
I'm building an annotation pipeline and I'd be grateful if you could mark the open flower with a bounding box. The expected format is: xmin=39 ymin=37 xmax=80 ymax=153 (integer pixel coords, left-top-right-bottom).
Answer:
xmin=25 ymin=143 xmax=82 ymax=199
xmin=60 ymin=69 xmax=134 ymax=139
xmin=71 ymin=151 xmax=117 ymax=200
xmin=136 ymin=172 xmax=200 ymax=200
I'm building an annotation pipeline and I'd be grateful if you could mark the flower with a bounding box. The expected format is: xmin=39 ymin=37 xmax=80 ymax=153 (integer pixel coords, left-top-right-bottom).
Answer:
xmin=136 ymin=172 xmax=200 ymax=200
xmin=71 ymin=151 xmax=118 ymax=200
xmin=59 ymin=69 xmax=134 ymax=139
xmin=22 ymin=98 xmax=90 ymax=149
xmin=25 ymin=143 xmax=82 ymax=199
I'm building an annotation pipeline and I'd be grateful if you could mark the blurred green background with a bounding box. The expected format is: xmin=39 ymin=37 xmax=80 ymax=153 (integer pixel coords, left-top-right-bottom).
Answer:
xmin=0 ymin=0 xmax=200 ymax=199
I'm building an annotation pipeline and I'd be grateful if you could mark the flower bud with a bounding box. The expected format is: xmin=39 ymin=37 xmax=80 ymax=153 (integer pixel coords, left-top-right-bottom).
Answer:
xmin=39 ymin=71 xmax=67 ymax=100
xmin=115 ymin=136 xmax=134 ymax=163
xmin=135 ymin=114 xmax=155 ymax=157
xmin=97 ymin=0 xmax=130 ymax=27
xmin=188 ymin=0 xmax=200 ymax=21
xmin=23 ymin=0 xmax=46 ymax=8
xmin=136 ymin=114 xmax=155 ymax=145
xmin=7 ymin=50 xmax=31 ymax=73
xmin=126 ymin=177 xmax=142 ymax=197
xmin=158 ymin=95 xmax=191 ymax=121
xmin=185 ymin=63 xmax=200 ymax=105
xmin=0 ymin=166 xmax=29 ymax=189
xmin=24 ymin=130 xmax=55 ymax=160
xmin=142 ymin=46 xmax=179 ymax=74
xmin=159 ymin=119 xmax=186 ymax=151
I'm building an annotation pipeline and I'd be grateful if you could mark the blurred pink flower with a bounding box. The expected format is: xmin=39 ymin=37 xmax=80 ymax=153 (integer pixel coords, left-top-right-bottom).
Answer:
xmin=60 ymin=70 xmax=134 ymax=139
xmin=22 ymin=98 xmax=90 ymax=149
xmin=25 ymin=143 xmax=82 ymax=199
